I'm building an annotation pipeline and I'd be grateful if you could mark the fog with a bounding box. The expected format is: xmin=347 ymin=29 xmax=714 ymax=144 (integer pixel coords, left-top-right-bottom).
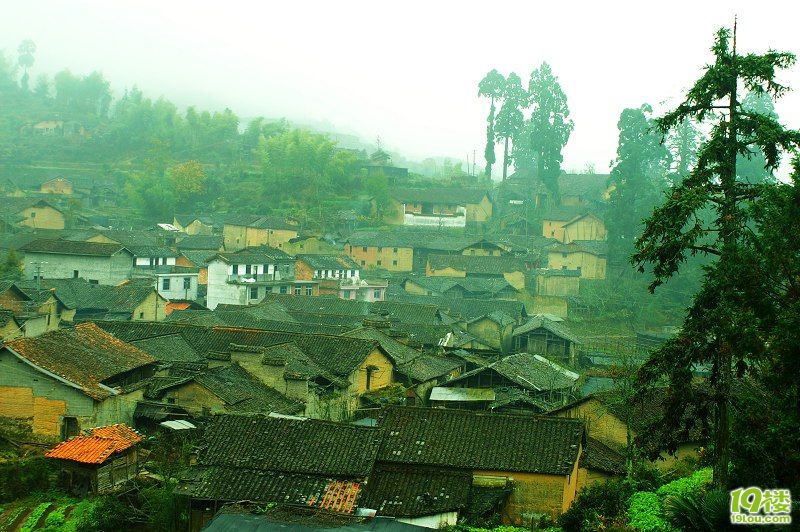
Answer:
xmin=3 ymin=0 xmax=799 ymax=173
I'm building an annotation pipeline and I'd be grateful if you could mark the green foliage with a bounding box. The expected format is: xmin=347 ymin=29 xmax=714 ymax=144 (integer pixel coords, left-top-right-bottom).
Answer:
xmin=478 ymin=69 xmax=506 ymax=177
xmin=626 ymin=492 xmax=670 ymax=532
xmin=0 ymin=248 xmax=24 ymax=281
xmin=525 ymin=62 xmax=573 ymax=199
xmin=74 ymin=496 xmax=128 ymax=532
xmin=139 ymin=481 xmax=188 ymax=532
xmin=21 ymin=502 xmax=51 ymax=532
xmin=655 ymin=468 xmax=711 ymax=499
xmin=559 ymin=478 xmax=636 ymax=532
xmin=42 ymin=505 xmax=67 ymax=529
xmin=633 ymin=26 xmax=800 ymax=489
xmin=606 ymin=104 xmax=671 ymax=265
xmin=0 ymin=457 xmax=55 ymax=502
xmin=662 ymin=489 xmax=731 ymax=532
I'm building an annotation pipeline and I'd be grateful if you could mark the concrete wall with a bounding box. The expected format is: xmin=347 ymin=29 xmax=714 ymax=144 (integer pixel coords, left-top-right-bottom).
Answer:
xmin=157 ymin=273 xmax=199 ymax=301
xmin=23 ymin=251 xmax=133 ymax=285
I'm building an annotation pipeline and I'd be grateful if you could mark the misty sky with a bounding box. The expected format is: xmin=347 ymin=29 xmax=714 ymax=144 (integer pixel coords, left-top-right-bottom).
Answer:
xmin=3 ymin=1 xmax=800 ymax=176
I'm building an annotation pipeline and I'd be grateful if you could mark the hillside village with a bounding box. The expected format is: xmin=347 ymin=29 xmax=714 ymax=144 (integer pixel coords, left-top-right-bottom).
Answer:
xmin=1 ymin=16 xmax=799 ymax=532
xmin=0 ymin=167 xmax=686 ymax=530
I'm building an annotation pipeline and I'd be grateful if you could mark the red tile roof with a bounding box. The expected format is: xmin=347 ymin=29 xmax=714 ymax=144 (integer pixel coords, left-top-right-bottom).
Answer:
xmin=46 ymin=424 xmax=142 ymax=464
xmin=316 ymin=480 xmax=360 ymax=514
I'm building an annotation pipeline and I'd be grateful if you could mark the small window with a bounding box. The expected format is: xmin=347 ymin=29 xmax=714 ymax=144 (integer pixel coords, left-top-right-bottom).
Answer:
xmin=89 ymin=279 xmax=99 ymax=285
xmin=139 ymin=311 xmax=144 ymax=318
xmin=279 ymin=286 xmax=287 ymax=294
xmin=361 ymin=260 xmax=366 ymax=266
xmin=305 ymin=286 xmax=313 ymax=296
xmin=373 ymin=289 xmax=381 ymax=299
xmin=250 ymin=286 xmax=258 ymax=299
xmin=73 ymin=270 xmax=79 ymax=278
xmin=562 ymin=253 xmax=568 ymax=258
xmin=245 ymin=264 xmax=252 ymax=274
xmin=30 ymin=211 xmax=36 ymax=218
xmin=362 ymin=246 xmax=368 ymax=252
xmin=377 ymin=247 xmax=383 ymax=252
xmin=162 ymin=278 xmax=171 ymax=290
xmin=183 ymin=277 xmax=191 ymax=289
xmin=392 ymin=260 xmax=398 ymax=266
xmin=376 ymin=260 xmax=382 ymax=266
xmin=232 ymin=264 xmax=239 ymax=274
xmin=294 ymin=286 xmax=302 ymax=295
xmin=393 ymin=247 xmax=398 ymax=253
xmin=61 ymin=417 xmax=79 ymax=440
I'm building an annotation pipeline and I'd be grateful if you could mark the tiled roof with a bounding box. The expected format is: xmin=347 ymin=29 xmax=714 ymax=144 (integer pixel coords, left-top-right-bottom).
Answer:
xmin=540 ymin=205 xmax=591 ymax=222
xmin=211 ymin=246 xmax=294 ymax=264
xmin=447 ymin=353 xmax=579 ymax=392
xmin=371 ymin=301 xmax=442 ymax=325
xmin=21 ymin=239 xmax=131 ymax=257
xmin=262 ymin=294 xmax=371 ymax=316
xmin=45 ymin=424 xmax=142 ymax=464
xmin=175 ymin=466 xmax=360 ymax=512
xmin=360 ymin=464 xmax=471 ymax=517
xmin=86 ymin=229 xmax=170 ymax=248
xmin=146 ymin=364 xmax=304 ymax=414
xmin=0 ymin=308 xmax=19 ymax=328
xmin=343 ymin=327 xmax=421 ymax=365
xmin=178 ymin=250 xmax=214 ymax=267
xmin=224 ymin=214 xmax=298 ymax=231
xmin=395 ymin=354 xmax=464 ymax=383
xmin=558 ymin=173 xmax=611 ymax=198
xmin=165 ymin=311 xmax=347 ymax=336
xmin=512 ymin=316 xmax=581 ymax=344
xmin=16 ymin=279 xmax=159 ymax=314
xmin=550 ymin=240 xmax=608 ymax=256
xmin=389 ymin=187 xmax=489 ymax=205
xmin=581 ymin=437 xmax=626 ymax=474
xmin=95 ymin=321 xmax=382 ymax=378
xmin=427 ymin=254 xmax=528 ymax=275
xmin=405 ymin=276 xmax=516 ymax=296
xmin=201 ymin=414 xmax=381 ymax=477
xmin=390 ymin=293 xmax=526 ymax=323
xmin=345 ymin=230 xmax=477 ymax=250
xmin=377 ymin=406 xmax=584 ymax=475
xmin=3 ymin=323 xmax=157 ymax=400
xmin=127 ymin=245 xmax=179 ymax=258
xmin=130 ymin=334 xmax=204 ymax=363
xmin=296 ymin=254 xmax=360 ymax=271
xmin=176 ymin=234 xmax=223 ymax=250
xmin=0 ymin=197 xmax=62 ymax=215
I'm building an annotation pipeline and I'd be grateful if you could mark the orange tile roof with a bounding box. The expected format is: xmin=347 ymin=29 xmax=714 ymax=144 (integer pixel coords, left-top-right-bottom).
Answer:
xmin=45 ymin=424 xmax=142 ymax=464
xmin=316 ymin=480 xmax=360 ymax=514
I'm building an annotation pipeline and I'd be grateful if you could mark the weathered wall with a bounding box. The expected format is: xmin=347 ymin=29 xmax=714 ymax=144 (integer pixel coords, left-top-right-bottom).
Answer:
xmin=19 ymin=206 xmax=65 ymax=230
xmin=23 ymin=251 xmax=133 ymax=285
xmin=346 ymin=244 xmax=413 ymax=272
xmin=475 ymin=470 xmax=569 ymax=523
xmin=351 ymin=349 xmax=393 ymax=393
xmin=547 ymin=251 xmax=606 ymax=280
xmin=564 ymin=216 xmax=607 ymax=243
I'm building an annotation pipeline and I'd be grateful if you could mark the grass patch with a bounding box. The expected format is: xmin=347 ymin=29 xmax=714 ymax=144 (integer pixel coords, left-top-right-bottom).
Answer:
xmin=20 ymin=502 xmax=51 ymax=532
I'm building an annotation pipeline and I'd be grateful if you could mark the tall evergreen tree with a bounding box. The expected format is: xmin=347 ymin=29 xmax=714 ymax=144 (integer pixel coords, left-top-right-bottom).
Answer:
xmin=607 ymin=104 xmax=670 ymax=267
xmin=16 ymin=40 xmax=35 ymax=91
xmin=527 ymin=62 xmax=573 ymax=202
xmin=478 ymin=69 xmax=505 ymax=179
xmin=633 ymin=26 xmax=800 ymax=488
xmin=737 ymin=91 xmax=778 ymax=183
xmin=666 ymin=118 xmax=701 ymax=181
xmin=494 ymin=72 xmax=527 ymax=181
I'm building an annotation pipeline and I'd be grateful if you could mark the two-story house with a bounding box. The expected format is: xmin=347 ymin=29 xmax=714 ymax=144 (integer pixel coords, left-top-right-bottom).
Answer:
xmin=206 ymin=247 xmax=297 ymax=310
xmin=385 ymin=187 xmax=493 ymax=228
xmin=222 ymin=215 xmax=299 ymax=251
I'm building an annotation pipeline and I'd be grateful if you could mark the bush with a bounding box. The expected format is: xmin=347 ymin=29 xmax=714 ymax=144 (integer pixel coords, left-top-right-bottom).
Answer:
xmin=0 ymin=457 xmax=55 ymax=502
xmin=663 ymin=489 xmax=732 ymax=532
xmin=626 ymin=492 xmax=670 ymax=532
xmin=21 ymin=502 xmax=51 ymax=532
xmin=75 ymin=496 xmax=129 ymax=532
xmin=559 ymin=478 xmax=635 ymax=532
xmin=655 ymin=468 xmax=711 ymax=499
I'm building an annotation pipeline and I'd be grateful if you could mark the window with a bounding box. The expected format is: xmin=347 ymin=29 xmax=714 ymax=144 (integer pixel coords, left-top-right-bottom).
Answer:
xmin=73 ymin=270 xmax=79 ymax=278
xmin=376 ymin=260 xmax=382 ymax=266
xmin=162 ymin=278 xmax=171 ymax=290
xmin=362 ymin=246 xmax=368 ymax=252
xmin=294 ymin=286 xmax=302 ymax=295
xmin=30 ymin=211 xmax=36 ymax=218
xmin=279 ymin=286 xmax=287 ymax=294
xmin=305 ymin=286 xmax=313 ymax=296
xmin=139 ymin=312 xmax=145 ymax=319
xmin=250 ymin=286 xmax=258 ymax=299
xmin=89 ymin=279 xmax=99 ymax=285
xmin=61 ymin=417 xmax=79 ymax=440
xmin=392 ymin=260 xmax=398 ymax=266
xmin=361 ymin=260 xmax=366 ymax=266
xmin=232 ymin=264 xmax=239 ymax=274
xmin=183 ymin=277 xmax=191 ymax=289
xmin=393 ymin=247 xmax=398 ymax=253
xmin=245 ymin=264 xmax=252 ymax=274
xmin=562 ymin=253 xmax=568 ymax=258
xmin=377 ymin=247 xmax=383 ymax=252
xmin=373 ymin=289 xmax=381 ymax=299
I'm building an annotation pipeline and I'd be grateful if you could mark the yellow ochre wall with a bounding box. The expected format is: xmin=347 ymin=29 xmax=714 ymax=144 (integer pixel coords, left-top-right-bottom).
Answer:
xmin=548 ymin=251 xmax=606 ymax=280
xmin=352 ymin=349 xmax=393 ymax=393
xmin=564 ymin=216 xmax=607 ymax=243
xmin=347 ymin=244 xmax=413 ymax=272
xmin=19 ymin=206 xmax=65 ymax=230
